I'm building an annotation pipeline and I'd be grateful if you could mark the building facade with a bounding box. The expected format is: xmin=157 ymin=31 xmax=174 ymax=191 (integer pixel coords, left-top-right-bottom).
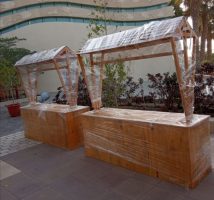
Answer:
xmin=0 ymin=0 xmax=176 ymax=92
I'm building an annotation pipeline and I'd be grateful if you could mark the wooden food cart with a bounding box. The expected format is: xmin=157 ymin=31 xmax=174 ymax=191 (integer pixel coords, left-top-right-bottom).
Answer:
xmin=77 ymin=17 xmax=212 ymax=188
xmin=15 ymin=46 xmax=89 ymax=149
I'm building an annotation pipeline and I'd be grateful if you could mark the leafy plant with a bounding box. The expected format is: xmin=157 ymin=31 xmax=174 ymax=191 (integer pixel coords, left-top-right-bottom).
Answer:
xmin=87 ymin=0 xmax=109 ymax=38
xmin=121 ymin=76 xmax=144 ymax=106
xmin=77 ymin=73 xmax=91 ymax=107
xmin=194 ymin=74 xmax=214 ymax=115
xmin=0 ymin=37 xmax=31 ymax=101
xmin=86 ymin=0 xmax=127 ymax=107
xmin=197 ymin=62 xmax=214 ymax=75
xmin=102 ymin=62 xmax=127 ymax=107
xmin=147 ymin=72 xmax=181 ymax=111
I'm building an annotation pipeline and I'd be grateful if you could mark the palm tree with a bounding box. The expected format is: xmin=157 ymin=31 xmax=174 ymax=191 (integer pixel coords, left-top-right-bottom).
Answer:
xmin=207 ymin=3 xmax=214 ymax=60
xmin=200 ymin=1 xmax=214 ymax=61
xmin=184 ymin=0 xmax=203 ymax=68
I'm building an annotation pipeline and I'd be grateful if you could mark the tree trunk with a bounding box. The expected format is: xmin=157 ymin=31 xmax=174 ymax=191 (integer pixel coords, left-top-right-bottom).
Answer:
xmin=207 ymin=24 xmax=212 ymax=60
xmin=188 ymin=0 xmax=202 ymax=69
xmin=200 ymin=5 xmax=208 ymax=62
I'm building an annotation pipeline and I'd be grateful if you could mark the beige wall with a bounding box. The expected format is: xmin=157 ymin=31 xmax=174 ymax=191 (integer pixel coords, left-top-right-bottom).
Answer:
xmin=0 ymin=0 xmax=170 ymax=12
xmin=4 ymin=22 xmax=175 ymax=93
xmin=0 ymin=6 xmax=173 ymax=29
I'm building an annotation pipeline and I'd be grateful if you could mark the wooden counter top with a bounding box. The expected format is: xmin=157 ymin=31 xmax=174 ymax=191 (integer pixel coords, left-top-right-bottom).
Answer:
xmin=82 ymin=108 xmax=209 ymax=127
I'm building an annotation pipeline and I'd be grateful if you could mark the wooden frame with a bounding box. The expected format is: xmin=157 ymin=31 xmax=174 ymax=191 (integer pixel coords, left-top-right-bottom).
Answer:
xmin=15 ymin=46 xmax=78 ymax=106
xmin=77 ymin=18 xmax=198 ymax=123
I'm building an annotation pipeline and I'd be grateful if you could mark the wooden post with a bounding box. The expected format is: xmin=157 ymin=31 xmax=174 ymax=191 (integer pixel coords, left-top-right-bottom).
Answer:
xmin=77 ymin=54 xmax=93 ymax=104
xmin=192 ymin=36 xmax=197 ymax=83
xmin=171 ymin=38 xmax=192 ymax=123
xmin=17 ymin=68 xmax=31 ymax=103
xmin=53 ymin=59 xmax=68 ymax=103
xmin=183 ymin=37 xmax=193 ymax=118
xmin=183 ymin=37 xmax=189 ymax=72
xmin=65 ymin=50 xmax=74 ymax=106
xmin=89 ymin=53 xmax=99 ymax=110
xmin=98 ymin=53 xmax=105 ymax=109
xmin=27 ymin=70 xmax=33 ymax=103
xmin=34 ymin=70 xmax=38 ymax=103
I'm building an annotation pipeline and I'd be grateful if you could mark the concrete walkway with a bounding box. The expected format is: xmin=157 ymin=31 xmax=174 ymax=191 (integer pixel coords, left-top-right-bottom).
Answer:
xmin=0 ymin=106 xmax=23 ymax=137
xmin=0 ymin=103 xmax=214 ymax=200
xmin=0 ymin=142 xmax=214 ymax=200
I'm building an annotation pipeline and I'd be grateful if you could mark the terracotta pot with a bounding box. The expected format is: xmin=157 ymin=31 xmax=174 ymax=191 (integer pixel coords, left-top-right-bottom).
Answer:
xmin=6 ymin=103 xmax=21 ymax=117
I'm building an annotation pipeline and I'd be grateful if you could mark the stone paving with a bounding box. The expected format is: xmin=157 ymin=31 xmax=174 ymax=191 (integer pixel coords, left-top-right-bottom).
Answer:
xmin=0 ymin=132 xmax=41 ymax=157
xmin=0 ymin=142 xmax=214 ymax=200
xmin=0 ymin=106 xmax=24 ymax=137
xmin=211 ymin=136 xmax=214 ymax=168
xmin=0 ymin=103 xmax=214 ymax=200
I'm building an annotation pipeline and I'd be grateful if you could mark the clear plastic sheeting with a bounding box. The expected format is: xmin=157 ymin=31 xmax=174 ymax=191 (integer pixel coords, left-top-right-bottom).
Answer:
xmin=80 ymin=17 xmax=184 ymax=54
xmin=15 ymin=46 xmax=79 ymax=107
xmin=81 ymin=108 xmax=211 ymax=188
xmin=17 ymin=66 xmax=40 ymax=104
xmin=15 ymin=46 xmax=66 ymax=66
xmin=78 ymin=17 xmax=197 ymax=123
xmin=79 ymin=54 xmax=104 ymax=109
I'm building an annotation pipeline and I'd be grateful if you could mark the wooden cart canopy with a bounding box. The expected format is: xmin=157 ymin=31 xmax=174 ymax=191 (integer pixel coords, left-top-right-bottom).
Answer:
xmin=15 ymin=46 xmax=76 ymax=68
xmin=79 ymin=17 xmax=196 ymax=55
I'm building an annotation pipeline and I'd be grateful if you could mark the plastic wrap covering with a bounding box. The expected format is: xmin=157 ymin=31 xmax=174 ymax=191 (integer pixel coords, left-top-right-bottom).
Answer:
xmin=80 ymin=54 xmax=104 ymax=109
xmin=15 ymin=46 xmax=79 ymax=107
xmin=78 ymin=17 xmax=197 ymax=123
xmin=81 ymin=108 xmax=212 ymax=188
xmin=80 ymin=17 xmax=183 ymax=54
xmin=21 ymin=103 xmax=90 ymax=149
xmin=57 ymin=58 xmax=79 ymax=107
xmin=16 ymin=66 xmax=40 ymax=104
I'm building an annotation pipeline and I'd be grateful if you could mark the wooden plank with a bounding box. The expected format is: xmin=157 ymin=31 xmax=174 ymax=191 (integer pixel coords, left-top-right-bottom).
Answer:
xmin=77 ymin=54 xmax=93 ymax=103
xmin=171 ymin=38 xmax=190 ymax=123
xmin=81 ymin=108 xmax=211 ymax=188
xmin=98 ymin=53 xmax=105 ymax=109
xmin=17 ymin=69 xmax=30 ymax=102
xmin=21 ymin=104 xmax=90 ymax=149
xmin=89 ymin=53 xmax=100 ymax=110
xmin=93 ymin=51 xmax=175 ymax=65
xmin=53 ymin=59 xmax=68 ymax=103
xmin=27 ymin=70 xmax=33 ymax=102
xmin=65 ymin=49 xmax=74 ymax=106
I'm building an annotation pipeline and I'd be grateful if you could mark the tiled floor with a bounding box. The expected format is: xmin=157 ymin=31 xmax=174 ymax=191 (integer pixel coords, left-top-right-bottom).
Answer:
xmin=0 ymin=132 xmax=41 ymax=157
xmin=211 ymin=136 xmax=214 ymax=168
xmin=0 ymin=160 xmax=21 ymax=180
xmin=0 ymin=138 xmax=214 ymax=200
xmin=0 ymin=108 xmax=24 ymax=137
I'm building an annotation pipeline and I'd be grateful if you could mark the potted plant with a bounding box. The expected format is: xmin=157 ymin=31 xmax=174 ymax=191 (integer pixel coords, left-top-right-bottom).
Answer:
xmin=0 ymin=65 xmax=21 ymax=117
xmin=0 ymin=37 xmax=32 ymax=117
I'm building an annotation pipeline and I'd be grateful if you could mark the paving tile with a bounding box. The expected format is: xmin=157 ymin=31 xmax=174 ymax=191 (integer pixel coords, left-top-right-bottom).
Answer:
xmin=136 ymin=187 xmax=195 ymax=200
xmin=113 ymin=177 xmax=154 ymax=199
xmin=49 ymin=174 xmax=108 ymax=200
xmin=0 ymin=109 xmax=24 ymax=137
xmin=0 ymin=132 xmax=40 ymax=157
xmin=211 ymin=136 xmax=214 ymax=169
xmin=130 ymin=172 xmax=160 ymax=186
xmin=0 ymin=173 xmax=45 ymax=199
xmin=0 ymin=187 xmax=18 ymax=200
xmin=186 ymin=178 xmax=214 ymax=200
xmin=0 ymin=160 xmax=21 ymax=180
xmin=21 ymin=187 xmax=68 ymax=200
xmin=97 ymin=167 xmax=132 ymax=188
xmin=70 ymin=158 xmax=114 ymax=183
xmin=100 ymin=190 xmax=133 ymax=200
